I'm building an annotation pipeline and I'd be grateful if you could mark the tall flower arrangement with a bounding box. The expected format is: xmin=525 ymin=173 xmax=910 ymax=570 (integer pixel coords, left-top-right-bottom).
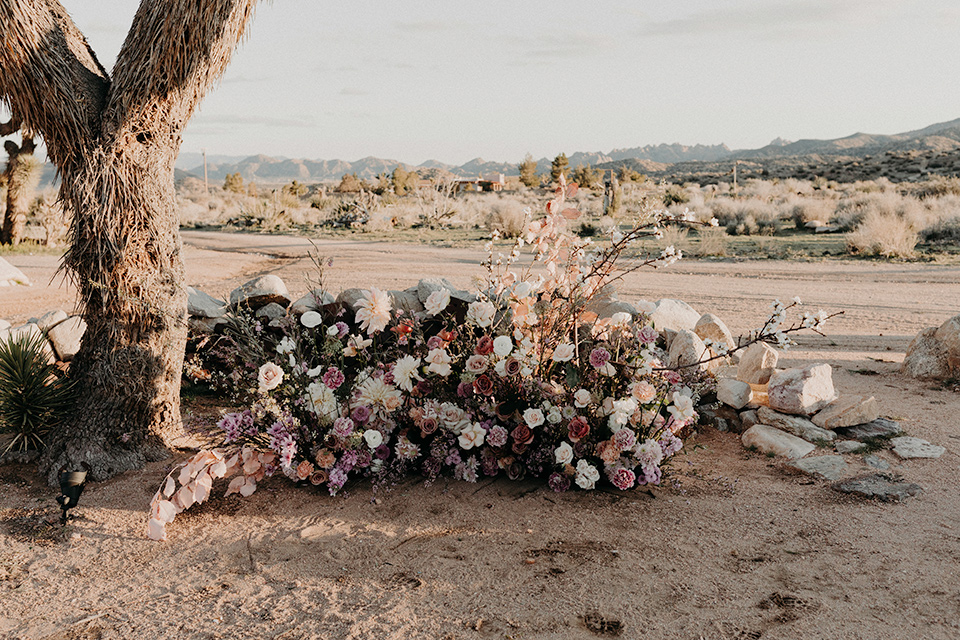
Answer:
xmin=149 ymin=179 xmax=832 ymax=540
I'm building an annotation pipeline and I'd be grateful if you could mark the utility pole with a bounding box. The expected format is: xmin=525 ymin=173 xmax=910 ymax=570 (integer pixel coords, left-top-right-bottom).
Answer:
xmin=202 ymin=148 xmax=209 ymax=195
xmin=733 ymin=160 xmax=740 ymax=197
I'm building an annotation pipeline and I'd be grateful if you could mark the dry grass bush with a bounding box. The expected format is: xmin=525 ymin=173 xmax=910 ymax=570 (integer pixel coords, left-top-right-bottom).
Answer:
xmin=658 ymin=225 xmax=690 ymax=253
xmin=831 ymin=191 xmax=926 ymax=232
xmin=782 ymin=196 xmax=837 ymax=229
xmin=29 ymin=189 xmax=70 ymax=246
xmin=483 ymin=199 xmax=529 ymax=237
xmin=692 ymin=226 xmax=729 ymax=257
xmin=846 ymin=209 xmax=918 ymax=258
xmin=920 ymin=215 xmax=960 ymax=246
xmin=704 ymin=198 xmax=780 ymax=235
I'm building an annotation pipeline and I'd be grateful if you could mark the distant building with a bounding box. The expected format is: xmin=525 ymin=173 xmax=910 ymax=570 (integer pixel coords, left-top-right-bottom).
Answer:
xmin=453 ymin=174 xmax=505 ymax=192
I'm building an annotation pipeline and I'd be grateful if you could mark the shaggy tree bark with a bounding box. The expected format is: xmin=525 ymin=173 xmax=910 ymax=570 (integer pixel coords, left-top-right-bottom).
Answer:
xmin=1 ymin=116 xmax=38 ymax=246
xmin=0 ymin=0 xmax=260 ymax=483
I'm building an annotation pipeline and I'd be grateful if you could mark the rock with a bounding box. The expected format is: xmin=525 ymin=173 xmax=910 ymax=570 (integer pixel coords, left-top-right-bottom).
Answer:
xmin=832 ymin=473 xmax=922 ymax=502
xmin=740 ymin=409 xmax=760 ymax=430
xmin=717 ymin=378 xmax=753 ymax=410
xmin=787 ymin=455 xmax=849 ymax=481
xmin=229 ymin=275 xmax=292 ymax=309
xmin=0 ymin=319 xmax=9 ymax=332
xmin=833 ymin=418 xmax=903 ymax=441
xmin=862 ymin=454 xmax=890 ymax=470
xmin=741 ymin=425 xmax=816 ymax=459
xmin=890 ymin=436 xmax=946 ymax=459
xmin=667 ymin=330 xmax=717 ymax=372
xmin=737 ymin=342 xmax=779 ymax=385
xmin=901 ymin=327 xmax=951 ymax=379
xmin=767 ymin=363 xmax=837 ymax=416
xmin=695 ymin=313 xmax=735 ymax=352
xmin=812 ymin=396 xmax=879 ymax=429
xmin=0 ymin=323 xmax=55 ymax=362
xmin=336 ymin=288 xmax=367 ymax=312
xmin=388 ymin=290 xmax=425 ymax=315
xmin=0 ymin=257 xmax=30 ymax=286
xmin=290 ymin=289 xmax=336 ymax=315
xmin=700 ymin=406 xmax=742 ymax=433
xmin=36 ymin=309 xmax=69 ymax=332
xmin=933 ymin=314 xmax=960 ymax=374
xmin=255 ymin=302 xmax=288 ymax=322
xmin=47 ymin=316 xmax=86 ymax=361
xmin=648 ymin=299 xmax=701 ymax=332
xmin=757 ymin=406 xmax=837 ymax=442
xmin=187 ymin=287 xmax=227 ymax=318
xmin=589 ymin=298 xmax=639 ymax=320
xmin=188 ymin=316 xmax=227 ymax=335
xmin=835 ymin=440 xmax=866 ymax=454
xmin=804 ymin=220 xmax=825 ymax=229
xmin=815 ymin=225 xmax=839 ymax=234
xmin=416 ymin=278 xmax=476 ymax=305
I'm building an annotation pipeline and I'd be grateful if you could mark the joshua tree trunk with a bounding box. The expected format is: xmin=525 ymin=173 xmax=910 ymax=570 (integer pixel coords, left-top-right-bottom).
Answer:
xmin=0 ymin=0 xmax=260 ymax=483
xmin=2 ymin=126 xmax=38 ymax=246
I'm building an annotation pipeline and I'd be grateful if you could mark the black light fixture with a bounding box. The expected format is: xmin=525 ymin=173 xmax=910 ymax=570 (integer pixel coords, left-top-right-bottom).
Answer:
xmin=56 ymin=469 xmax=87 ymax=526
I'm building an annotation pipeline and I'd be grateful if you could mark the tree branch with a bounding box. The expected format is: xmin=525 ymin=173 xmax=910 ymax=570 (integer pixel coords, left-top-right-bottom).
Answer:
xmin=0 ymin=0 xmax=109 ymax=170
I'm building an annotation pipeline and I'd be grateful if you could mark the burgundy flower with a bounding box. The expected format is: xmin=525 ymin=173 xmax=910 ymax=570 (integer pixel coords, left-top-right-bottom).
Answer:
xmin=589 ymin=347 xmax=611 ymax=369
xmin=511 ymin=424 xmax=534 ymax=446
xmin=375 ymin=444 xmax=391 ymax=460
xmin=507 ymin=461 xmax=525 ymax=480
xmin=416 ymin=379 xmax=433 ymax=396
xmin=351 ymin=405 xmax=371 ymax=424
xmin=457 ymin=381 xmax=474 ymax=398
xmin=567 ymin=416 xmax=590 ymax=442
xmin=476 ymin=335 xmax=495 ymax=355
xmin=504 ymin=358 xmax=522 ymax=376
xmin=427 ymin=335 xmax=443 ymax=350
xmin=548 ymin=472 xmax=571 ymax=492
xmin=420 ymin=418 xmax=439 ymax=437
xmin=474 ymin=374 xmax=494 ymax=396
xmin=322 ymin=367 xmax=345 ymax=390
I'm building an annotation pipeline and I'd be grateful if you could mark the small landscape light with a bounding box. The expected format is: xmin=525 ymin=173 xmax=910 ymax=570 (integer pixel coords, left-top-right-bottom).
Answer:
xmin=56 ymin=469 xmax=87 ymax=526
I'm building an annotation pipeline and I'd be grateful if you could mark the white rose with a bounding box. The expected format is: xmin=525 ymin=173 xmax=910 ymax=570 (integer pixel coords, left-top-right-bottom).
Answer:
xmin=458 ymin=422 xmax=486 ymax=450
xmin=551 ymin=343 xmax=575 ymax=362
xmin=547 ymin=408 xmax=562 ymax=424
xmin=363 ymin=429 xmax=384 ymax=449
xmin=575 ymin=459 xmax=600 ymax=490
xmin=425 ymin=348 xmax=452 ymax=377
xmin=523 ymin=407 xmax=545 ymax=428
xmin=610 ymin=312 xmax=632 ymax=326
xmin=493 ymin=336 xmax=513 ymax=358
xmin=573 ymin=389 xmax=592 ymax=408
xmin=636 ymin=299 xmax=657 ymax=314
xmin=258 ymin=363 xmax=283 ymax=392
xmin=424 ymin=289 xmax=451 ymax=316
xmin=300 ymin=311 xmax=323 ymax=328
xmin=466 ymin=301 xmax=496 ymax=327
xmin=555 ymin=442 xmax=573 ymax=466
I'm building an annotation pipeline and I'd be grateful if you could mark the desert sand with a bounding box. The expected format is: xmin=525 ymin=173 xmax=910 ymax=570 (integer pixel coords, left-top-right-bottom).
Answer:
xmin=1 ymin=231 xmax=958 ymax=639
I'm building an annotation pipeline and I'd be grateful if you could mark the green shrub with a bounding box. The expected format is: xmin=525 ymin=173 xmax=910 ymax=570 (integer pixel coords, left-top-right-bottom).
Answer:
xmin=0 ymin=331 xmax=74 ymax=454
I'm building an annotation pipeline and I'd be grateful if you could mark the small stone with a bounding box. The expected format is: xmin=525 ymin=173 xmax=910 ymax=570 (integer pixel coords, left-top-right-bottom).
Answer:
xmin=757 ymin=406 xmax=837 ymax=443
xmin=187 ymin=287 xmax=227 ymax=318
xmin=740 ymin=409 xmax=760 ymax=430
xmin=290 ymin=289 xmax=336 ymax=315
xmin=741 ymin=425 xmax=816 ymax=459
xmin=255 ymin=302 xmax=287 ymax=321
xmin=835 ymin=440 xmax=866 ymax=454
xmin=833 ymin=418 xmax=903 ymax=441
xmin=862 ymin=454 xmax=890 ymax=470
xmin=812 ymin=396 xmax=879 ymax=429
xmin=667 ymin=330 xmax=717 ymax=372
xmin=737 ymin=342 xmax=779 ymax=385
xmin=47 ymin=317 xmax=86 ymax=361
xmin=717 ymin=378 xmax=753 ymax=410
xmin=832 ymin=473 xmax=922 ymax=502
xmin=700 ymin=406 xmax=742 ymax=433
xmin=0 ymin=319 xmax=10 ymax=332
xmin=787 ymin=455 xmax=849 ymax=481
xmin=695 ymin=313 xmax=735 ymax=352
xmin=890 ymin=436 xmax=946 ymax=459
xmin=767 ymin=363 xmax=837 ymax=416
xmin=229 ymin=275 xmax=292 ymax=309
xmin=648 ymin=299 xmax=701 ymax=332
xmin=388 ymin=290 xmax=425 ymax=315
xmin=36 ymin=309 xmax=68 ymax=332
xmin=188 ymin=316 xmax=226 ymax=335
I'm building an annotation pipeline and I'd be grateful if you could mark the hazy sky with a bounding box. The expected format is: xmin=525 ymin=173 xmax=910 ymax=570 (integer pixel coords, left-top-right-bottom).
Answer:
xmin=40 ymin=1 xmax=960 ymax=164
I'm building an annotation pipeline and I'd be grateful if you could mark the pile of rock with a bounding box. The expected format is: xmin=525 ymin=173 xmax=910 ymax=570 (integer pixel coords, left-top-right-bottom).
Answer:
xmin=0 ymin=311 xmax=86 ymax=363
xmin=0 ymin=257 xmax=30 ymax=287
xmin=901 ymin=314 xmax=960 ymax=380
xmin=704 ymin=343 xmax=946 ymax=499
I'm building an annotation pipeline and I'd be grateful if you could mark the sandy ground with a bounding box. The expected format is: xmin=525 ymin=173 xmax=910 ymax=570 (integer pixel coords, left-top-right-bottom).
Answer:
xmin=1 ymin=231 xmax=959 ymax=640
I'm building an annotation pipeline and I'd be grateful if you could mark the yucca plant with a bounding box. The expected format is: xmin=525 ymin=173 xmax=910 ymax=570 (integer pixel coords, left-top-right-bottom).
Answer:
xmin=0 ymin=331 xmax=74 ymax=454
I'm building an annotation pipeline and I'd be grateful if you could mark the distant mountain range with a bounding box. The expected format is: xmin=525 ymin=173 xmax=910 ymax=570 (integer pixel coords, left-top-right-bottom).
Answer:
xmin=169 ymin=116 xmax=960 ymax=186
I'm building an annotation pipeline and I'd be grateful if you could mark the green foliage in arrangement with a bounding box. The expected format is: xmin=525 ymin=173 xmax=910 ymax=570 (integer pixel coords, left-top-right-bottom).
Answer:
xmin=0 ymin=332 xmax=74 ymax=454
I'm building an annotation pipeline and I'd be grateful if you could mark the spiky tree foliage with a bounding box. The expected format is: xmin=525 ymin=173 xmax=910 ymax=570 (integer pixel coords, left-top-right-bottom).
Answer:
xmin=0 ymin=331 xmax=74 ymax=454
xmin=0 ymin=0 xmax=261 ymax=483
xmin=0 ymin=116 xmax=39 ymax=245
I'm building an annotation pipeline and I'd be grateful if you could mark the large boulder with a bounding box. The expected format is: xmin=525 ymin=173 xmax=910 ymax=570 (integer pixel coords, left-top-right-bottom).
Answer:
xmin=290 ymin=289 xmax=336 ymax=315
xmin=695 ymin=313 xmax=735 ymax=352
xmin=933 ymin=314 xmax=960 ymax=373
xmin=416 ymin=278 xmax=476 ymax=305
xmin=36 ymin=309 xmax=69 ymax=332
xmin=767 ymin=363 xmax=837 ymax=416
xmin=812 ymin=396 xmax=879 ymax=429
xmin=736 ymin=342 xmax=779 ymax=385
xmin=389 ymin=290 xmax=425 ymax=315
xmin=667 ymin=330 xmax=718 ymax=372
xmin=901 ymin=327 xmax=951 ymax=379
xmin=717 ymin=378 xmax=753 ymax=410
xmin=648 ymin=299 xmax=701 ymax=333
xmin=0 ymin=257 xmax=30 ymax=287
xmin=229 ymin=275 xmax=292 ymax=309
xmin=187 ymin=287 xmax=227 ymax=318
xmin=741 ymin=425 xmax=816 ymax=459
xmin=757 ymin=406 xmax=837 ymax=442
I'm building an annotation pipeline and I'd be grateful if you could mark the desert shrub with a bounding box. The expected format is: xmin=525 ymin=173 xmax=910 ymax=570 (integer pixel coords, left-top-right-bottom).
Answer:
xmin=846 ymin=210 xmax=918 ymax=258
xmin=706 ymin=199 xmax=779 ymax=235
xmin=662 ymin=186 xmax=688 ymax=206
xmin=0 ymin=331 xmax=74 ymax=453
xmin=658 ymin=225 xmax=690 ymax=253
xmin=783 ymin=196 xmax=836 ymax=229
xmin=832 ymin=191 xmax=927 ymax=232
xmin=692 ymin=226 xmax=729 ymax=257
xmin=920 ymin=215 xmax=960 ymax=246
xmin=484 ymin=200 xmax=529 ymax=237
xmin=907 ymin=176 xmax=960 ymax=200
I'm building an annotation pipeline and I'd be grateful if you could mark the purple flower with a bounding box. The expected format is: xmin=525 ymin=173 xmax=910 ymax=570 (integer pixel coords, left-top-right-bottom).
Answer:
xmin=637 ymin=326 xmax=659 ymax=344
xmin=217 ymin=412 xmax=243 ymax=443
xmin=355 ymin=449 xmax=373 ymax=468
xmin=328 ymin=467 xmax=348 ymax=494
xmin=340 ymin=450 xmax=359 ymax=471
xmin=335 ymin=321 xmax=349 ymax=338
xmin=457 ymin=381 xmax=474 ymax=398
xmin=480 ymin=448 xmax=500 ymax=476
xmin=548 ymin=472 xmax=571 ymax=493
xmin=352 ymin=405 xmax=371 ymax=424
xmin=422 ymin=457 xmax=442 ymax=478
xmin=589 ymin=347 xmax=610 ymax=369
xmin=323 ymin=367 xmax=345 ymax=390
xmin=444 ymin=449 xmax=462 ymax=466
xmin=333 ymin=417 xmax=355 ymax=438
xmin=486 ymin=425 xmax=509 ymax=448
xmin=427 ymin=335 xmax=443 ymax=350
xmin=639 ymin=463 xmax=662 ymax=485
xmin=375 ymin=444 xmax=391 ymax=460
